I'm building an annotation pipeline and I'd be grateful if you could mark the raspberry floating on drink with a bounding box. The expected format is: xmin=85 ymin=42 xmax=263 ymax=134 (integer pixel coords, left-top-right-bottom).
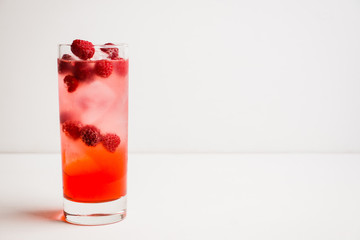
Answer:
xmin=62 ymin=54 xmax=73 ymax=60
xmin=80 ymin=125 xmax=102 ymax=147
xmin=100 ymin=43 xmax=119 ymax=59
xmin=102 ymin=133 xmax=121 ymax=153
xmin=62 ymin=120 xmax=83 ymax=140
xmin=63 ymin=75 xmax=79 ymax=93
xmin=71 ymin=39 xmax=95 ymax=60
xmin=95 ymin=60 xmax=113 ymax=78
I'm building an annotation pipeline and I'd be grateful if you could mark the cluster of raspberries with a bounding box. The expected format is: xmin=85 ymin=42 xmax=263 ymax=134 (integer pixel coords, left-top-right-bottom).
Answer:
xmin=58 ymin=39 xmax=128 ymax=93
xmin=62 ymin=120 xmax=121 ymax=153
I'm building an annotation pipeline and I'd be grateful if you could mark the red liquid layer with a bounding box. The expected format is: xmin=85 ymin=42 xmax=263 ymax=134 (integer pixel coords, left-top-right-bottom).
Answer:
xmin=62 ymin=143 xmax=127 ymax=202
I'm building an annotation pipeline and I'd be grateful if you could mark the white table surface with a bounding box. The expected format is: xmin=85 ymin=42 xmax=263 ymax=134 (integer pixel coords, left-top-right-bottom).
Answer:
xmin=0 ymin=153 xmax=360 ymax=239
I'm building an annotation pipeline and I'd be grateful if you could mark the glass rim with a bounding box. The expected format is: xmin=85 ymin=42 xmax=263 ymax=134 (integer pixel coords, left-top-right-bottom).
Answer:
xmin=58 ymin=43 xmax=128 ymax=48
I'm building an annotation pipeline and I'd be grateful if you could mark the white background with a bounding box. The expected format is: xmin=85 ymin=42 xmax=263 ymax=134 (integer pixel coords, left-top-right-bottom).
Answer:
xmin=0 ymin=0 xmax=359 ymax=153
xmin=1 ymin=2 xmax=360 ymax=238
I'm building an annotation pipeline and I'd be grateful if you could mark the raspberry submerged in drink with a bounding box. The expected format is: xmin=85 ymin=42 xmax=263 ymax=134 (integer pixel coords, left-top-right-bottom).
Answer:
xmin=58 ymin=40 xmax=128 ymax=204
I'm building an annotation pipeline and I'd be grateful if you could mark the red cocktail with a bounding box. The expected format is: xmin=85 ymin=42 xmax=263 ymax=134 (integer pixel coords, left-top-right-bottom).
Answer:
xmin=58 ymin=40 xmax=128 ymax=225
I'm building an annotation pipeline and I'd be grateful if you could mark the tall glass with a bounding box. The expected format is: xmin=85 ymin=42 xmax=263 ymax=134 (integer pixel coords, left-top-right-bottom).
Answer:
xmin=57 ymin=43 xmax=128 ymax=225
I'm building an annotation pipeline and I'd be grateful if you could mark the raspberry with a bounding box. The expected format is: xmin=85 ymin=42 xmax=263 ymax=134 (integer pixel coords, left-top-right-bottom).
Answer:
xmin=80 ymin=125 xmax=102 ymax=147
xmin=73 ymin=62 xmax=93 ymax=81
xmin=71 ymin=39 xmax=95 ymax=60
xmin=114 ymin=58 xmax=129 ymax=76
xmin=62 ymin=120 xmax=82 ymax=140
xmin=101 ymin=133 xmax=121 ymax=153
xmin=62 ymin=54 xmax=73 ymax=60
xmin=100 ymin=43 xmax=119 ymax=59
xmin=63 ymin=75 xmax=79 ymax=93
xmin=95 ymin=60 xmax=113 ymax=77
xmin=58 ymin=54 xmax=74 ymax=74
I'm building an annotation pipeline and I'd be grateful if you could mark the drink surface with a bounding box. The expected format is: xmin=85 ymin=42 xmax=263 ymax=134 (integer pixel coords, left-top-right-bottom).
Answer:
xmin=58 ymin=58 xmax=128 ymax=203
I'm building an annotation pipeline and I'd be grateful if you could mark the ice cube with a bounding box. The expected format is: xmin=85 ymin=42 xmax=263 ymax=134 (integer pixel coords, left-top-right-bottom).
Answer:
xmin=74 ymin=81 xmax=116 ymax=124
xmin=91 ymin=49 xmax=109 ymax=60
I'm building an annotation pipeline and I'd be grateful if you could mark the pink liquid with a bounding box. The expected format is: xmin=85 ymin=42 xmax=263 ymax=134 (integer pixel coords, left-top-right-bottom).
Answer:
xmin=58 ymin=58 xmax=128 ymax=203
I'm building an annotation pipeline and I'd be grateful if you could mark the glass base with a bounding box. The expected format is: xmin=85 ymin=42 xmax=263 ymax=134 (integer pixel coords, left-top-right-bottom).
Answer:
xmin=63 ymin=196 xmax=127 ymax=225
